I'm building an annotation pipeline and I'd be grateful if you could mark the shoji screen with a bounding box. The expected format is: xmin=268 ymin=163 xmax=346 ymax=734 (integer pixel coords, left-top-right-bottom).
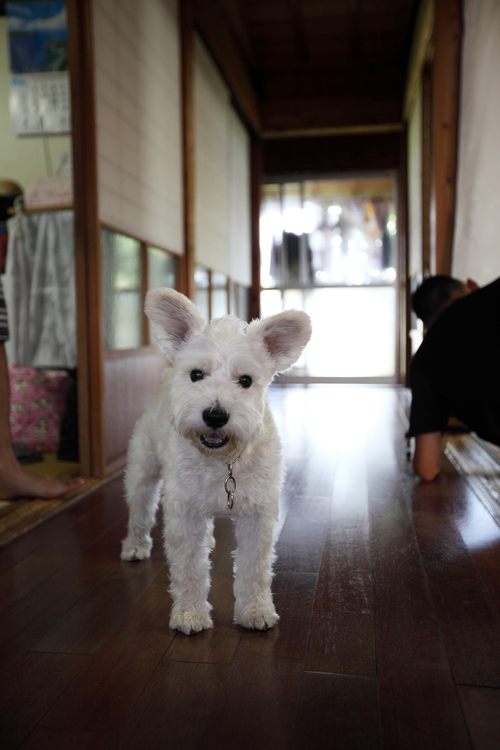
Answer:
xmin=194 ymin=34 xmax=230 ymax=273
xmin=194 ymin=34 xmax=251 ymax=285
xmin=93 ymin=0 xmax=183 ymax=255
xmin=229 ymin=108 xmax=251 ymax=287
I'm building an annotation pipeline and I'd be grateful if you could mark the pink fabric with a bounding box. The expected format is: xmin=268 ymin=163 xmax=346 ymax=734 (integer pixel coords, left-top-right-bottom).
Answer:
xmin=8 ymin=365 xmax=72 ymax=453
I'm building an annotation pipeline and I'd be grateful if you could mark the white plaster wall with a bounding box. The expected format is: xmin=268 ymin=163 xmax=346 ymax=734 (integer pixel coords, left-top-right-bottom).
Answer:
xmin=0 ymin=18 xmax=72 ymax=193
xmin=93 ymin=0 xmax=183 ymax=254
xmin=452 ymin=0 xmax=500 ymax=284
xmin=194 ymin=34 xmax=251 ymax=285
xmin=194 ymin=34 xmax=230 ymax=274
xmin=407 ymin=83 xmax=422 ymax=279
xmin=229 ymin=107 xmax=251 ymax=287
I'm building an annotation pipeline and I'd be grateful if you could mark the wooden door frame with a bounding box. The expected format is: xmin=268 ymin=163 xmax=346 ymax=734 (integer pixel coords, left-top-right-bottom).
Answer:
xmin=433 ymin=0 xmax=463 ymax=275
xmin=421 ymin=61 xmax=434 ymax=277
xmin=180 ymin=0 xmax=196 ymax=301
xmin=67 ymin=0 xmax=106 ymax=478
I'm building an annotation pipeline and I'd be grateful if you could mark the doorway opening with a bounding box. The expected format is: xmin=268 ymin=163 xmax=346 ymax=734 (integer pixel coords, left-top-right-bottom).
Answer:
xmin=260 ymin=176 xmax=399 ymax=383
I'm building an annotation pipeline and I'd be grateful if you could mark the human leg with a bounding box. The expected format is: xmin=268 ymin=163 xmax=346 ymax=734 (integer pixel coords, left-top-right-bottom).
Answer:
xmin=0 ymin=342 xmax=83 ymax=500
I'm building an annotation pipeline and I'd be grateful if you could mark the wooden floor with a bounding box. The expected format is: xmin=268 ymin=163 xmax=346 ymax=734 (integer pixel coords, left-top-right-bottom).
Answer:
xmin=1 ymin=384 xmax=500 ymax=750
xmin=0 ymin=454 xmax=102 ymax=548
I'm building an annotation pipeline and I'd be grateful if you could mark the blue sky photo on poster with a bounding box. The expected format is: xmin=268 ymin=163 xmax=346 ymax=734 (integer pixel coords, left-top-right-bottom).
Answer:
xmin=7 ymin=2 xmax=68 ymax=74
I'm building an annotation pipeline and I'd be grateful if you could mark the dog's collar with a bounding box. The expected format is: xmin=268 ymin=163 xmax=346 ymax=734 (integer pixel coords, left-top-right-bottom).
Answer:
xmin=224 ymin=455 xmax=240 ymax=510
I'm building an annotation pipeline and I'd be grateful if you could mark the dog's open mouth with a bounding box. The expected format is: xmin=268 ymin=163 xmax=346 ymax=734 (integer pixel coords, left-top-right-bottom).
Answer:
xmin=200 ymin=433 xmax=229 ymax=449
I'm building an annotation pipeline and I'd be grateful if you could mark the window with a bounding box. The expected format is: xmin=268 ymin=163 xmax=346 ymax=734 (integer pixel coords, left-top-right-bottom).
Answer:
xmin=102 ymin=228 xmax=178 ymax=350
xmin=230 ymin=281 xmax=249 ymax=321
xmin=147 ymin=246 xmax=179 ymax=347
xmin=102 ymin=229 xmax=142 ymax=350
xmin=195 ymin=266 xmax=249 ymax=323
xmin=194 ymin=266 xmax=210 ymax=322
xmin=148 ymin=247 xmax=177 ymax=291
xmin=211 ymin=272 xmax=228 ymax=319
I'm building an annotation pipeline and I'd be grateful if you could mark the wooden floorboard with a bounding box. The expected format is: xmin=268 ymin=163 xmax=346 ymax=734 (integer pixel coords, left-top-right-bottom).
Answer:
xmin=412 ymin=476 xmax=500 ymax=687
xmin=291 ymin=672 xmax=381 ymax=750
xmin=0 ymin=451 xmax=101 ymax=549
xmin=1 ymin=384 xmax=500 ymax=749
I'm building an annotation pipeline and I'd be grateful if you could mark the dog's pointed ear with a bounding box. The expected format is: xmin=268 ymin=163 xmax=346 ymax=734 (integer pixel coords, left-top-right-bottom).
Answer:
xmin=248 ymin=310 xmax=312 ymax=373
xmin=145 ymin=288 xmax=205 ymax=359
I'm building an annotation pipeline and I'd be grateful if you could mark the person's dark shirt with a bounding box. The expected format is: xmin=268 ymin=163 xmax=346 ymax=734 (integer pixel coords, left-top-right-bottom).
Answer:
xmin=408 ymin=277 xmax=500 ymax=446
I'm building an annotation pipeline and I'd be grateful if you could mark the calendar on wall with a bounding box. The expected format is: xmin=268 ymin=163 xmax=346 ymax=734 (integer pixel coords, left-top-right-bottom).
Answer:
xmin=6 ymin=2 xmax=71 ymax=135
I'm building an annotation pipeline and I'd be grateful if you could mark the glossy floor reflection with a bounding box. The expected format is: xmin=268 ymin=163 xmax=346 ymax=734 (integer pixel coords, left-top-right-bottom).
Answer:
xmin=1 ymin=385 xmax=500 ymax=750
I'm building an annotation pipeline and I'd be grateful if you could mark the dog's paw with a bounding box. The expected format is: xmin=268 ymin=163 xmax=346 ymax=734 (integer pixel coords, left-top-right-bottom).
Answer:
xmin=121 ymin=538 xmax=152 ymax=561
xmin=234 ymin=606 xmax=279 ymax=631
xmin=170 ymin=608 xmax=213 ymax=635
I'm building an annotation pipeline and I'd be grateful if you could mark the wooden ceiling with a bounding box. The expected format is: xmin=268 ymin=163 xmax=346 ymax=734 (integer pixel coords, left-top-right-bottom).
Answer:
xmin=203 ymin=0 xmax=420 ymax=135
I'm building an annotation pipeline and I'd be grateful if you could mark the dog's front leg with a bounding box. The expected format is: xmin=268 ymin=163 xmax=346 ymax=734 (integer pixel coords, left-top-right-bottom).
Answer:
xmin=233 ymin=514 xmax=279 ymax=630
xmin=164 ymin=510 xmax=213 ymax=635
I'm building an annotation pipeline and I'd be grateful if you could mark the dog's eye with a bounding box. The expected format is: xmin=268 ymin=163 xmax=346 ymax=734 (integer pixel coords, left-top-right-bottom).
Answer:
xmin=238 ymin=375 xmax=252 ymax=389
xmin=190 ymin=369 xmax=204 ymax=383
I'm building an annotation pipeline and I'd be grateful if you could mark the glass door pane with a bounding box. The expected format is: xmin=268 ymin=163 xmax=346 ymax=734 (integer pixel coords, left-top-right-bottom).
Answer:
xmin=303 ymin=178 xmax=397 ymax=287
xmin=101 ymin=228 xmax=142 ymax=350
xmin=260 ymin=176 xmax=398 ymax=381
xmin=304 ymin=287 xmax=396 ymax=378
xmin=211 ymin=272 xmax=228 ymax=319
xmin=194 ymin=266 xmax=210 ymax=322
xmin=148 ymin=247 xmax=177 ymax=290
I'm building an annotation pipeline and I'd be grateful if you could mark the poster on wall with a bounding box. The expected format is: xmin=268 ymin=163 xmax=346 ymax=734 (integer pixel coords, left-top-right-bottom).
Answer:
xmin=6 ymin=1 xmax=71 ymax=135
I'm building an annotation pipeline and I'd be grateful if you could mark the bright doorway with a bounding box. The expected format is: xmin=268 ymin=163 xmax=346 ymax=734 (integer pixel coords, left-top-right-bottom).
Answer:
xmin=260 ymin=177 xmax=399 ymax=382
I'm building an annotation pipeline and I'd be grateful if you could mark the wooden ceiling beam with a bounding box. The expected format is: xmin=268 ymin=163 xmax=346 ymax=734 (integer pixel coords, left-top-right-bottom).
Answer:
xmin=219 ymin=0 xmax=256 ymax=68
xmin=263 ymin=123 xmax=403 ymax=139
xmin=263 ymin=130 xmax=402 ymax=175
xmin=262 ymin=93 xmax=402 ymax=133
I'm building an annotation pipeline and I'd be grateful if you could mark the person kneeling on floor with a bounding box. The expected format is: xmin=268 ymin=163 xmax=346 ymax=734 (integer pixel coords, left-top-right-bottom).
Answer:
xmin=408 ymin=274 xmax=500 ymax=481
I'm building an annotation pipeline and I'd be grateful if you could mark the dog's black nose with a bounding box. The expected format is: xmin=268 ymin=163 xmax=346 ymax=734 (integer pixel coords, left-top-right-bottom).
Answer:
xmin=203 ymin=407 xmax=229 ymax=429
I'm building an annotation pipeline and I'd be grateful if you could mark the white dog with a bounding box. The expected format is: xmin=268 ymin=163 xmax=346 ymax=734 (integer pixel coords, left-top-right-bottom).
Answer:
xmin=121 ymin=288 xmax=311 ymax=635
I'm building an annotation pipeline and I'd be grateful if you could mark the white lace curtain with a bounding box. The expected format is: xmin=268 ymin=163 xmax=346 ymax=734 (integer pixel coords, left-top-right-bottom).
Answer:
xmin=3 ymin=209 xmax=76 ymax=368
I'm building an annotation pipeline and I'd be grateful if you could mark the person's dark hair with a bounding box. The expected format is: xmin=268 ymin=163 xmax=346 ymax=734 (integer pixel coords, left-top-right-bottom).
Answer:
xmin=412 ymin=275 xmax=467 ymax=326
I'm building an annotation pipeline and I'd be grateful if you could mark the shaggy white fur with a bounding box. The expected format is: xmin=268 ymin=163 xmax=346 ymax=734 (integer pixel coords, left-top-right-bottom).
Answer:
xmin=121 ymin=288 xmax=312 ymax=635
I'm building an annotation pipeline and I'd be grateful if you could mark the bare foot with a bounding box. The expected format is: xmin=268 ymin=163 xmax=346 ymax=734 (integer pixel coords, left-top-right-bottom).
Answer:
xmin=0 ymin=459 xmax=84 ymax=501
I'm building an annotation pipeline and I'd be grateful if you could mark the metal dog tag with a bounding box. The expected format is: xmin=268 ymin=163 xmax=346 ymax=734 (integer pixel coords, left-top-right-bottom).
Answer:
xmin=225 ymin=463 xmax=236 ymax=510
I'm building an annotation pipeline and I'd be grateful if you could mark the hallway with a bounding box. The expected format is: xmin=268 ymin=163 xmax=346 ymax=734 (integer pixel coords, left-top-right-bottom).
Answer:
xmin=1 ymin=385 xmax=500 ymax=749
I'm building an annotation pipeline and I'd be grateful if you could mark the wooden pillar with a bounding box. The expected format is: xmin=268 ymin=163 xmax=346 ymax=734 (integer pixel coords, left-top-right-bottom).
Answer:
xmin=433 ymin=0 xmax=462 ymax=275
xmin=399 ymin=126 xmax=410 ymax=386
xmin=180 ymin=0 xmax=196 ymax=301
xmin=249 ymin=136 xmax=263 ymax=321
xmin=421 ymin=61 xmax=433 ymax=276
xmin=67 ymin=0 xmax=106 ymax=477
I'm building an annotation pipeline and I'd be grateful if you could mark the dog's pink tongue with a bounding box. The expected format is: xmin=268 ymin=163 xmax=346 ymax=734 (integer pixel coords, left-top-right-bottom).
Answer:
xmin=205 ymin=433 xmax=223 ymax=444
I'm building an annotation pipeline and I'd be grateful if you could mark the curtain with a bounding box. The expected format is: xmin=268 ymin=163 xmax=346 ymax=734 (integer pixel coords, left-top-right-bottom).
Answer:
xmin=4 ymin=209 xmax=76 ymax=367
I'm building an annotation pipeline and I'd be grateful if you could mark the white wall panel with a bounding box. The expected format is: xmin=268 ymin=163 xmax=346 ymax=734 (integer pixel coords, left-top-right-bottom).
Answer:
xmin=407 ymin=84 xmax=422 ymax=279
xmin=194 ymin=35 xmax=230 ymax=274
xmin=229 ymin=108 xmax=252 ymax=287
xmin=453 ymin=0 xmax=500 ymax=284
xmin=194 ymin=35 xmax=251 ymax=285
xmin=93 ymin=0 xmax=183 ymax=254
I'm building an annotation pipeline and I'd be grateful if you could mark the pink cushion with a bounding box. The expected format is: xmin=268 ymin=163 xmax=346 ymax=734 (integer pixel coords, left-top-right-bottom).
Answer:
xmin=8 ymin=365 xmax=72 ymax=453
